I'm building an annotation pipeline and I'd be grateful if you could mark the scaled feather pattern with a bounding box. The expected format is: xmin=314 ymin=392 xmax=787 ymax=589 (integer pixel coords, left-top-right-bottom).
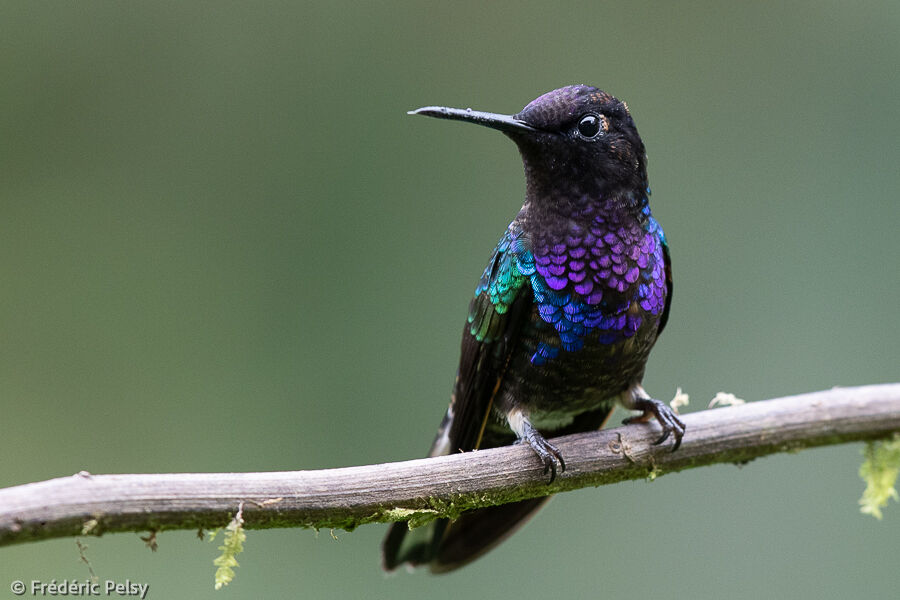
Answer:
xmin=470 ymin=201 xmax=668 ymax=365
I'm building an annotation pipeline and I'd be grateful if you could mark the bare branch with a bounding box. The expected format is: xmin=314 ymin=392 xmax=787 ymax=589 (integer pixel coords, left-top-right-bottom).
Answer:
xmin=2 ymin=384 xmax=899 ymax=547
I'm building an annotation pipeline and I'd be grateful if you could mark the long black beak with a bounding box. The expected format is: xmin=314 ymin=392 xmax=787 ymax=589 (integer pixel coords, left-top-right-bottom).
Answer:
xmin=408 ymin=106 xmax=538 ymax=134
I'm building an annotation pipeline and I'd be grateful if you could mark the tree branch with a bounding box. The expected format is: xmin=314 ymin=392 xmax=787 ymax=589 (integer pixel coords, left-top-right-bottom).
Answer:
xmin=2 ymin=383 xmax=899 ymax=548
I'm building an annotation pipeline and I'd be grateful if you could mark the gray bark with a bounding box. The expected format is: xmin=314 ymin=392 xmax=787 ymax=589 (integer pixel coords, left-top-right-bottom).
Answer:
xmin=1 ymin=383 xmax=898 ymax=547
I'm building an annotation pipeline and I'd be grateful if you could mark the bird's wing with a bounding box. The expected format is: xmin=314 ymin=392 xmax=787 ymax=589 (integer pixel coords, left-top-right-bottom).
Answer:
xmin=382 ymin=225 xmax=532 ymax=571
xmin=656 ymin=226 xmax=673 ymax=337
xmin=444 ymin=224 xmax=533 ymax=453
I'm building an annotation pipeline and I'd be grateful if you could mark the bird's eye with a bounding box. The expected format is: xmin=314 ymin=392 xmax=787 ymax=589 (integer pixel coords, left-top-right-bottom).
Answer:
xmin=576 ymin=113 xmax=606 ymax=139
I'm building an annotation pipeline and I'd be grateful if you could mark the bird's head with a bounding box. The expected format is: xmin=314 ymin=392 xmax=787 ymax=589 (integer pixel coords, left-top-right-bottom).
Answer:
xmin=410 ymin=85 xmax=648 ymax=209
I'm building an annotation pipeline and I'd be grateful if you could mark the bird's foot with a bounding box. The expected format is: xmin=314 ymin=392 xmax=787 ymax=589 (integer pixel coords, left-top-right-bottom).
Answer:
xmin=511 ymin=411 xmax=565 ymax=483
xmin=524 ymin=431 xmax=565 ymax=483
xmin=623 ymin=394 xmax=686 ymax=451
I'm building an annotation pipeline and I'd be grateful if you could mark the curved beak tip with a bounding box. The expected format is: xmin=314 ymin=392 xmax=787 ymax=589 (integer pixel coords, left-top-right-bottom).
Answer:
xmin=408 ymin=106 xmax=456 ymax=118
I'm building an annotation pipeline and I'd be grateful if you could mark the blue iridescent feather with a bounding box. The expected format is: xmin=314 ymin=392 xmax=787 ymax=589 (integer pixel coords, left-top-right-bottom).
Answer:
xmin=469 ymin=204 xmax=667 ymax=366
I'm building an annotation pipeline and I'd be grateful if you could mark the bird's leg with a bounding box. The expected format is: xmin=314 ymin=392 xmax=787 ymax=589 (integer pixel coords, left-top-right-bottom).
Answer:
xmin=621 ymin=384 xmax=686 ymax=451
xmin=507 ymin=408 xmax=565 ymax=483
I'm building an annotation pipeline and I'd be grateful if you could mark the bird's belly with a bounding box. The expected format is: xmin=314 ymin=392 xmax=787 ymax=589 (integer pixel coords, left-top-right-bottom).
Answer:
xmin=499 ymin=307 xmax=660 ymax=425
xmin=525 ymin=385 xmax=616 ymax=429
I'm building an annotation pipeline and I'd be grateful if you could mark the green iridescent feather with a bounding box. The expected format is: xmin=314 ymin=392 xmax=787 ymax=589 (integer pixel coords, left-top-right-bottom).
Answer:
xmin=467 ymin=229 xmax=532 ymax=343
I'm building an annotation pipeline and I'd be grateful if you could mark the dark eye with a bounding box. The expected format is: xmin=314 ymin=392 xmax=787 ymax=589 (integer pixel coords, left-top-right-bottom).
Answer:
xmin=576 ymin=113 xmax=604 ymax=139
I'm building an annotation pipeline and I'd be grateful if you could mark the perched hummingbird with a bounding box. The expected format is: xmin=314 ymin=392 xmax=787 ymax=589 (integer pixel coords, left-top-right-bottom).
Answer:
xmin=382 ymin=85 xmax=684 ymax=573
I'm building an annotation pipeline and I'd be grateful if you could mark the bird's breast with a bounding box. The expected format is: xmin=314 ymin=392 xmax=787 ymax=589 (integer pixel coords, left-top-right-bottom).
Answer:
xmin=524 ymin=212 xmax=667 ymax=367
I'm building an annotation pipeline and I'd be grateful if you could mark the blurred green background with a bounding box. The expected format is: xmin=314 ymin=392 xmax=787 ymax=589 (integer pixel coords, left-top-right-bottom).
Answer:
xmin=2 ymin=1 xmax=898 ymax=598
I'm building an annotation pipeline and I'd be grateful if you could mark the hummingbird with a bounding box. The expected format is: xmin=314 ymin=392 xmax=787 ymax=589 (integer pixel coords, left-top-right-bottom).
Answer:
xmin=382 ymin=85 xmax=684 ymax=573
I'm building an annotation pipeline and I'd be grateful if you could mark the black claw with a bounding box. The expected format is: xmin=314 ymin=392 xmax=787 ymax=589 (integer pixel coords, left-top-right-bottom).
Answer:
xmin=533 ymin=438 xmax=565 ymax=483
xmin=520 ymin=422 xmax=565 ymax=484
xmin=626 ymin=396 xmax=686 ymax=452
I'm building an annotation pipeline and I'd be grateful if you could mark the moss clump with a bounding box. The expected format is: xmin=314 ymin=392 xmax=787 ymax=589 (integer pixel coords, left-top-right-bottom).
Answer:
xmin=382 ymin=508 xmax=440 ymax=529
xmin=211 ymin=505 xmax=246 ymax=590
xmin=859 ymin=434 xmax=900 ymax=520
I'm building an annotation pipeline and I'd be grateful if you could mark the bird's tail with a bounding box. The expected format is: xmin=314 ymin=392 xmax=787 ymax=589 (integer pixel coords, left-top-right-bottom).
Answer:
xmin=382 ymin=404 xmax=616 ymax=572
xmin=382 ymin=518 xmax=446 ymax=572
xmin=382 ymin=496 xmax=550 ymax=573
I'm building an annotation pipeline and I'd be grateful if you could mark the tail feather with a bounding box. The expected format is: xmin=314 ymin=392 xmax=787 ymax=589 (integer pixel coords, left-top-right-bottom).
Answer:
xmin=382 ymin=406 xmax=615 ymax=572
xmin=382 ymin=518 xmax=448 ymax=571
xmin=382 ymin=497 xmax=549 ymax=574
xmin=430 ymin=497 xmax=549 ymax=573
